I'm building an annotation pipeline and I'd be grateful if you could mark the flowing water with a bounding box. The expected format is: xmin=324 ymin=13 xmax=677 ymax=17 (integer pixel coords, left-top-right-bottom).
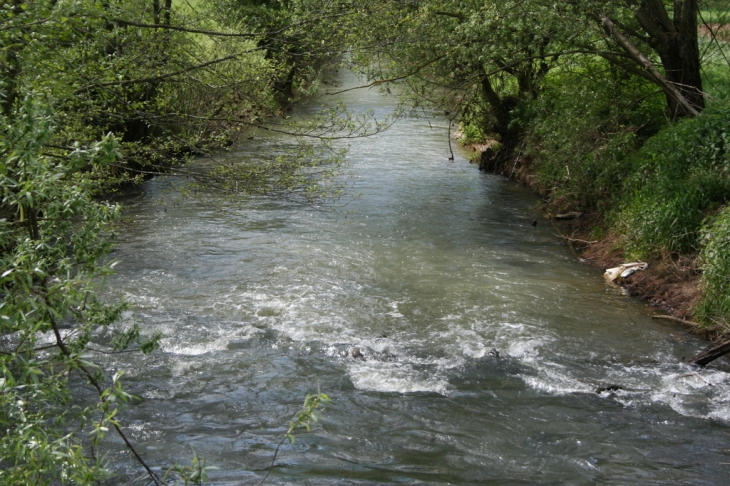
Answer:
xmin=100 ymin=72 xmax=730 ymax=484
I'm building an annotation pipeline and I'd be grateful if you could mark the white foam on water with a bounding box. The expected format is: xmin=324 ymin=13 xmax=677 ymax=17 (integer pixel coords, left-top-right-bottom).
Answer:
xmin=200 ymin=277 xmax=730 ymax=423
xmin=643 ymin=368 xmax=730 ymax=421
xmin=124 ymin=291 xmax=161 ymax=308
xmin=520 ymin=365 xmax=595 ymax=395
xmin=141 ymin=388 xmax=174 ymax=400
xmin=511 ymin=351 xmax=730 ymax=423
xmin=385 ymin=301 xmax=404 ymax=318
xmin=460 ymin=341 xmax=489 ymax=359
xmin=506 ymin=338 xmax=546 ymax=361
xmin=347 ymin=360 xmax=450 ymax=395
xmin=161 ymin=337 xmax=229 ymax=356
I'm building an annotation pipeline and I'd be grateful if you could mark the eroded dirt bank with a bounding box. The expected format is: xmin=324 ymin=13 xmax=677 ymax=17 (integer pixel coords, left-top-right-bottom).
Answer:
xmin=463 ymin=143 xmax=718 ymax=341
xmin=549 ymin=211 xmax=715 ymax=340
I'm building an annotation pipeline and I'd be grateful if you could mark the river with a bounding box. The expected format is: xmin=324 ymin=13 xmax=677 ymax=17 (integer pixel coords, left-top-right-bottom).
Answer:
xmin=101 ymin=71 xmax=730 ymax=484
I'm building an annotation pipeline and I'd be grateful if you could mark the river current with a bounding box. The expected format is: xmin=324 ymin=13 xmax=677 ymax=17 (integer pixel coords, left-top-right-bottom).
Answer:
xmin=101 ymin=72 xmax=730 ymax=484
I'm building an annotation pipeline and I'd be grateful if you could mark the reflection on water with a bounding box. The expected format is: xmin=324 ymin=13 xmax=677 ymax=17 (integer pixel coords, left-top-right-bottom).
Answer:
xmin=101 ymin=72 xmax=730 ymax=484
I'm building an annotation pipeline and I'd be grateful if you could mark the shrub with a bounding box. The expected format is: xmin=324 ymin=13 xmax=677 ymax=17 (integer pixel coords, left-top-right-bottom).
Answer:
xmin=526 ymin=57 xmax=664 ymax=212
xmin=616 ymin=104 xmax=730 ymax=257
xmin=696 ymin=206 xmax=730 ymax=329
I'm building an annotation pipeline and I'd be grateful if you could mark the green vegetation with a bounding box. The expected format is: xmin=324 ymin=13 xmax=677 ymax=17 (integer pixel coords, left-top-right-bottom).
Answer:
xmin=255 ymin=391 xmax=332 ymax=486
xmin=697 ymin=207 xmax=730 ymax=328
xmin=0 ymin=99 xmax=148 ymax=484
xmin=616 ymin=105 xmax=730 ymax=257
xmin=3 ymin=0 xmax=730 ymax=483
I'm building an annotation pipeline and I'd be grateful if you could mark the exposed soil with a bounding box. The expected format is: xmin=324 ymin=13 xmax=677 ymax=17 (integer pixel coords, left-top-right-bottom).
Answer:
xmin=584 ymin=239 xmax=701 ymax=320
xmin=552 ymin=215 xmax=713 ymax=338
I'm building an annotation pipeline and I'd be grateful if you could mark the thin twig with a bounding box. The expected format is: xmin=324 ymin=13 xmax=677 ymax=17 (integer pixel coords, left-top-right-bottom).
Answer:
xmin=651 ymin=315 xmax=700 ymax=327
xmin=46 ymin=300 xmax=166 ymax=486
xmin=554 ymin=233 xmax=597 ymax=245
xmin=255 ymin=435 xmax=288 ymax=486
xmin=447 ymin=120 xmax=454 ymax=160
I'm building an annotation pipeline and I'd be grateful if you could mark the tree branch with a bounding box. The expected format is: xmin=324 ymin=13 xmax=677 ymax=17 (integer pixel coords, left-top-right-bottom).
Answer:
xmin=433 ymin=11 xmax=466 ymax=22
xmin=600 ymin=14 xmax=699 ymax=116
xmin=46 ymin=302 xmax=166 ymax=486
xmin=73 ymin=51 xmax=259 ymax=93
xmin=325 ymin=54 xmax=448 ymax=95
xmin=112 ymin=18 xmax=258 ymax=38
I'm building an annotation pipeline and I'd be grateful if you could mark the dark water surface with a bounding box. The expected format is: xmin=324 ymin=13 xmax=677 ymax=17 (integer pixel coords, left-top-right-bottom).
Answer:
xmin=102 ymin=72 xmax=730 ymax=484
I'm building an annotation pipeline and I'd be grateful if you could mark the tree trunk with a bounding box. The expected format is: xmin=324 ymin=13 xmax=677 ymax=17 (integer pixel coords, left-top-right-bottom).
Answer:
xmin=164 ymin=0 xmax=172 ymax=25
xmin=481 ymin=76 xmax=510 ymax=133
xmin=1 ymin=1 xmax=24 ymax=118
xmin=602 ymin=15 xmax=700 ymax=117
xmin=634 ymin=0 xmax=704 ymax=119
xmin=652 ymin=30 xmax=704 ymax=119
xmin=479 ymin=76 xmax=520 ymax=173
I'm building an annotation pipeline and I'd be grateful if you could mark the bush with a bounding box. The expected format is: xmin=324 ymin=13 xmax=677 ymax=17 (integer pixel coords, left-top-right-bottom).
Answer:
xmin=526 ymin=57 xmax=665 ymax=212
xmin=0 ymin=100 xmax=160 ymax=485
xmin=616 ymin=105 xmax=730 ymax=257
xmin=696 ymin=206 xmax=730 ymax=329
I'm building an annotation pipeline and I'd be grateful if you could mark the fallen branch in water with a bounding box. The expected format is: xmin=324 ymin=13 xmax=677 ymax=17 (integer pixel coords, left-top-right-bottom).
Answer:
xmin=554 ymin=233 xmax=598 ymax=245
xmin=554 ymin=211 xmax=584 ymax=221
xmin=690 ymin=336 xmax=730 ymax=366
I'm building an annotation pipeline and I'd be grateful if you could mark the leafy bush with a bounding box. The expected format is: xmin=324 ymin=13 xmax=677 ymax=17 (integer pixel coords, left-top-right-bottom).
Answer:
xmin=458 ymin=120 xmax=488 ymax=146
xmin=616 ymin=105 xmax=730 ymax=257
xmin=0 ymin=100 xmax=160 ymax=485
xmin=696 ymin=206 xmax=730 ymax=329
xmin=526 ymin=58 xmax=665 ymax=212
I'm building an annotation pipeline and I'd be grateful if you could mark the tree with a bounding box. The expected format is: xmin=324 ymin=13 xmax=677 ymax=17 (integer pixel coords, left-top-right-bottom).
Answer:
xmin=0 ymin=99 xmax=163 ymax=484
xmin=340 ymin=0 xmax=709 ymax=170
xmin=354 ymin=0 xmax=705 ymax=120
xmin=344 ymin=0 xmax=567 ymax=165
xmin=584 ymin=0 xmax=704 ymax=119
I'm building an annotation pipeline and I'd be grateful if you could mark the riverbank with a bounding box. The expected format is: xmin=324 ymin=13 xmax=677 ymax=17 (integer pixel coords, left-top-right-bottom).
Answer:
xmin=101 ymin=79 xmax=730 ymax=482
xmin=556 ymin=217 xmax=706 ymax=334
xmin=464 ymin=137 xmax=724 ymax=342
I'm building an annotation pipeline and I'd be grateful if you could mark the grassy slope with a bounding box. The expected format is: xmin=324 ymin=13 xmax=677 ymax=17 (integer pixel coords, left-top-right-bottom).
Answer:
xmin=503 ymin=25 xmax=730 ymax=336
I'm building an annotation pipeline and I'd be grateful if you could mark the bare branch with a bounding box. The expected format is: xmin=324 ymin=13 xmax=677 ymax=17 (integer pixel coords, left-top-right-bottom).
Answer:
xmin=112 ymin=18 xmax=258 ymax=38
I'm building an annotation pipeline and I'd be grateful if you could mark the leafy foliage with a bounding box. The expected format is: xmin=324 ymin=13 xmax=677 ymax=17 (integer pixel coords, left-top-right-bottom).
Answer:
xmin=255 ymin=391 xmax=332 ymax=486
xmin=0 ymin=99 xmax=161 ymax=484
xmin=1 ymin=2 xmax=353 ymax=483
xmin=526 ymin=57 xmax=665 ymax=213
xmin=1 ymin=0 xmax=729 ymax=482
xmin=617 ymin=105 xmax=730 ymax=257
xmin=697 ymin=206 xmax=730 ymax=329
xmin=165 ymin=452 xmax=219 ymax=486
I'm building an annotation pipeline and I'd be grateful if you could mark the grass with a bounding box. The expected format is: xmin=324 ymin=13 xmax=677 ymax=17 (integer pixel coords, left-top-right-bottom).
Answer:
xmin=517 ymin=30 xmax=730 ymax=327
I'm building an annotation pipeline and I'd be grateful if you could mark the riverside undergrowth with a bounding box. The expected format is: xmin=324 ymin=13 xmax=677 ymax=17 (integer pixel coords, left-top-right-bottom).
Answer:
xmin=521 ymin=61 xmax=730 ymax=331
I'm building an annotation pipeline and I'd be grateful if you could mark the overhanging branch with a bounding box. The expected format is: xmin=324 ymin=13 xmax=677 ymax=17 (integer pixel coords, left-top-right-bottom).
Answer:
xmin=73 ymin=51 xmax=259 ymax=93
xmin=600 ymin=14 xmax=699 ymax=116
